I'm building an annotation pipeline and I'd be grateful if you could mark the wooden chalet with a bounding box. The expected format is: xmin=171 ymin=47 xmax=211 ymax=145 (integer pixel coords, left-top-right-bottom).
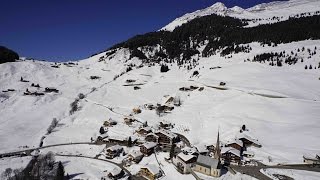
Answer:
xmin=136 ymin=127 xmax=152 ymax=135
xmin=238 ymin=134 xmax=262 ymax=148
xmin=145 ymin=133 xmax=159 ymax=143
xmin=104 ymin=118 xmax=117 ymax=127
xmin=127 ymin=150 xmax=144 ymax=163
xmin=139 ymin=165 xmax=162 ymax=180
xmin=105 ymin=145 xmax=123 ymax=159
xmin=303 ymin=154 xmax=320 ymax=165
xmin=155 ymin=130 xmax=178 ymax=144
xmin=107 ymin=167 xmax=125 ymax=180
xmin=140 ymin=142 xmax=157 ymax=156
xmin=173 ymin=152 xmax=197 ymax=174
xmin=225 ymin=139 xmax=244 ymax=151
xmin=221 ymin=147 xmax=241 ymax=165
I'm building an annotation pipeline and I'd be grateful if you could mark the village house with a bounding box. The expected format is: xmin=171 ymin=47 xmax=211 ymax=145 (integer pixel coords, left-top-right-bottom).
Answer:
xmin=133 ymin=108 xmax=142 ymax=114
xmin=140 ymin=142 xmax=157 ymax=156
xmin=159 ymin=121 xmax=174 ymax=130
xmin=221 ymin=147 xmax=241 ymax=165
xmin=139 ymin=164 xmax=162 ymax=180
xmin=136 ymin=127 xmax=152 ymax=135
xmin=105 ymin=167 xmax=124 ymax=180
xmin=303 ymin=154 xmax=320 ymax=165
xmin=238 ymin=134 xmax=262 ymax=148
xmin=108 ymin=135 xmax=126 ymax=144
xmin=225 ymin=139 xmax=244 ymax=151
xmin=173 ymin=152 xmax=197 ymax=174
xmin=243 ymin=151 xmax=255 ymax=158
xmin=193 ymin=155 xmax=221 ymax=177
xmin=155 ymin=130 xmax=178 ymax=144
xmin=124 ymin=116 xmax=136 ymax=125
xmin=104 ymin=118 xmax=117 ymax=127
xmin=105 ymin=145 xmax=123 ymax=159
xmin=145 ymin=133 xmax=159 ymax=143
xmin=127 ymin=150 xmax=144 ymax=163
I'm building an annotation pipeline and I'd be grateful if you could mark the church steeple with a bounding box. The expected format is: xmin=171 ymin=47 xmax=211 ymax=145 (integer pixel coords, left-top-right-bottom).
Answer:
xmin=214 ymin=129 xmax=220 ymax=159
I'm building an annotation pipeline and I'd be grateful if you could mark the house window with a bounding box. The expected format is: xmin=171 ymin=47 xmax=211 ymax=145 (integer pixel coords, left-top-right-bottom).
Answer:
xmin=200 ymin=167 xmax=202 ymax=171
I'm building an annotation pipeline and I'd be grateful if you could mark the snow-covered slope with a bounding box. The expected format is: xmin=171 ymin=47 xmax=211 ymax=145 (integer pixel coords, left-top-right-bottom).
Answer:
xmin=1 ymin=39 xmax=320 ymax=178
xmin=162 ymin=0 xmax=320 ymax=31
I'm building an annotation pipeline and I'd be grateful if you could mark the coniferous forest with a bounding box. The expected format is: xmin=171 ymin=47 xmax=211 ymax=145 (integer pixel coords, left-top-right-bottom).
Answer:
xmin=109 ymin=14 xmax=320 ymax=63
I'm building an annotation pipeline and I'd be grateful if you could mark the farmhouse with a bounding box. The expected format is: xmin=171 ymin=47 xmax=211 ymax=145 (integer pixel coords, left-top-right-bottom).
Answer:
xmin=106 ymin=167 xmax=124 ymax=180
xmin=159 ymin=121 xmax=173 ymax=130
xmin=221 ymin=147 xmax=241 ymax=165
xmin=155 ymin=130 xmax=178 ymax=144
xmin=140 ymin=142 xmax=157 ymax=156
xmin=127 ymin=150 xmax=143 ymax=163
xmin=238 ymin=133 xmax=262 ymax=148
xmin=136 ymin=127 xmax=152 ymax=135
xmin=173 ymin=152 xmax=197 ymax=174
xmin=124 ymin=116 xmax=136 ymax=125
xmin=105 ymin=145 xmax=123 ymax=159
xmin=145 ymin=133 xmax=159 ymax=143
xmin=104 ymin=118 xmax=117 ymax=127
xmin=225 ymin=139 xmax=243 ymax=151
xmin=139 ymin=165 xmax=162 ymax=180
xmin=193 ymin=155 xmax=221 ymax=177
xmin=133 ymin=108 xmax=142 ymax=114
xmin=303 ymin=154 xmax=320 ymax=165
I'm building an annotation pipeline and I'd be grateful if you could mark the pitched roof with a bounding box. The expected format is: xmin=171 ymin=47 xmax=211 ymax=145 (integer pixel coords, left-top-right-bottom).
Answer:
xmin=107 ymin=145 xmax=123 ymax=151
xmin=141 ymin=142 xmax=157 ymax=149
xmin=143 ymin=164 xmax=161 ymax=175
xmin=226 ymin=139 xmax=243 ymax=147
xmin=156 ymin=130 xmax=177 ymax=139
xmin=221 ymin=147 xmax=241 ymax=157
xmin=108 ymin=167 xmax=122 ymax=176
xmin=237 ymin=133 xmax=261 ymax=146
xmin=177 ymin=152 xmax=196 ymax=162
xmin=196 ymin=155 xmax=219 ymax=169
xmin=129 ymin=150 xmax=143 ymax=158
xmin=139 ymin=127 xmax=152 ymax=132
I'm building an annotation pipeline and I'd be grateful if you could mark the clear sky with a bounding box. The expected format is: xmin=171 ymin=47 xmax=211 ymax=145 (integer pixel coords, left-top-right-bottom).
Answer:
xmin=1 ymin=0 xmax=277 ymax=61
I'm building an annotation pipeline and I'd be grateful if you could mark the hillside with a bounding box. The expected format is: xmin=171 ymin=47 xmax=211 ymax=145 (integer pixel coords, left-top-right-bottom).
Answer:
xmin=1 ymin=1 xmax=320 ymax=180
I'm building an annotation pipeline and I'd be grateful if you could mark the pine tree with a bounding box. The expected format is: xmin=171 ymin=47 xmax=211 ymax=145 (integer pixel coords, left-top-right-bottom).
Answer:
xmin=55 ymin=161 xmax=64 ymax=180
xmin=169 ymin=143 xmax=176 ymax=160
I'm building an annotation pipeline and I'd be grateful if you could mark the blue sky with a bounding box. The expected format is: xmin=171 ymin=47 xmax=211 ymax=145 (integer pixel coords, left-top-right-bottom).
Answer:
xmin=0 ymin=0 xmax=277 ymax=61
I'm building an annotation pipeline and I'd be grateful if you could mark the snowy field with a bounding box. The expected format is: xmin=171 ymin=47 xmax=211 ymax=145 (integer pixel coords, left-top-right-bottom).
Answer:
xmin=1 ymin=39 xmax=320 ymax=178
xmin=261 ymin=168 xmax=320 ymax=180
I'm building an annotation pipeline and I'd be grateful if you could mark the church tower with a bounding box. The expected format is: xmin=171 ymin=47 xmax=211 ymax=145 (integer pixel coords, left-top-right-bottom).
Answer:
xmin=214 ymin=130 xmax=220 ymax=160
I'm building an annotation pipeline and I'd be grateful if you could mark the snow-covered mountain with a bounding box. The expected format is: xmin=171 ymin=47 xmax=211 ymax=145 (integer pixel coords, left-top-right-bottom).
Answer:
xmin=1 ymin=1 xmax=320 ymax=180
xmin=162 ymin=0 xmax=320 ymax=31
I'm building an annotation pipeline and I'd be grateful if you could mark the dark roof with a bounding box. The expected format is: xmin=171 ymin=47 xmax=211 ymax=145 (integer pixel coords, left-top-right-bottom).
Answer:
xmin=195 ymin=155 xmax=219 ymax=169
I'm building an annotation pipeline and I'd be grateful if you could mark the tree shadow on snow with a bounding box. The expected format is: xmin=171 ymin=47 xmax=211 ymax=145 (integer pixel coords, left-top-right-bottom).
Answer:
xmin=65 ymin=172 xmax=84 ymax=179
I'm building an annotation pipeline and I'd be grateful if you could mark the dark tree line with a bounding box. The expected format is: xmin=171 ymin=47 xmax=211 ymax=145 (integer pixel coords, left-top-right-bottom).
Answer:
xmin=0 ymin=46 xmax=19 ymax=64
xmin=106 ymin=14 xmax=320 ymax=65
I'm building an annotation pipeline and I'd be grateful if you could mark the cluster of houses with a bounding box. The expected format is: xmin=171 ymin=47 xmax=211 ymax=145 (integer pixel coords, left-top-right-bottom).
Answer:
xmin=171 ymin=129 xmax=262 ymax=178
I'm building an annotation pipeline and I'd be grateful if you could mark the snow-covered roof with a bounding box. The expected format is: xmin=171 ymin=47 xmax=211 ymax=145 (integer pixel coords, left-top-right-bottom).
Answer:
xmin=196 ymin=155 xmax=219 ymax=169
xmin=129 ymin=150 xmax=143 ymax=158
xmin=226 ymin=138 xmax=243 ymax=147
xmin=156 ymin=130 xmax=177 ymax=139
xmin=195 ymin=145 xmax=209 ymax=153
xmin=221 ymin=147 xmax=241 ymax=157
xmin=107 ymin=145 xmax=123 ymax=151
xmin=237 ymin=133 xmax=261 ymax=146
xmin=138 ymin=126 xmax=152 ymax=132
xmin=141 ymin=142 xmax=157 ymax=149
xmin=108 ymin=167 xmax=122 ymax=176
xmin=181 ymin=146 xmax=197 ymax=154
xmin=177 ymin=152 xmax=196 ymax=162
xmin=143 ymin=164 xmax=161 ymax=175
xmin=108 ymin=135 xmax=126 ymax=141
xmin=146 ymin=133 xmax=159 ymax=138
xmin=243 ymin=151 xmax=254 ymax=156
xmin=303 ymin=154 xmax=320 ymax=161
